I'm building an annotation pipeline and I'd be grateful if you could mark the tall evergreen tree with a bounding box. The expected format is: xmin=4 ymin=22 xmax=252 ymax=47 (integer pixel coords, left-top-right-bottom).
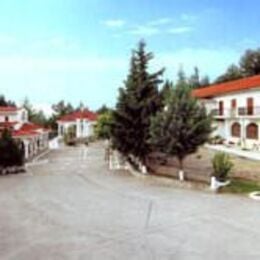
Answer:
xmin=52 ymin=100 xmax=74 ymax=117
xmin=160 ymin=80 xmax=173 ymax=105
xmin=0 ymin=95 xmax=16 ymax=107
xmin=189 ymin=67 xmax=201 ymax=88
xmin=111 ymin=41 xmax=164 ymax=170
xmin=150 ymin=80 xmax=212 ymax=180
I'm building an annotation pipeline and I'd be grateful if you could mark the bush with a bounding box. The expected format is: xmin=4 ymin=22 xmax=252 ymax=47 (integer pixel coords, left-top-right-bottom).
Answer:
xmin=64 ymin=126 xmax=76 ymax=145
xmin=212 ymin=152 xmax=233 ymax=181
xmin=0 ymin=129 xmax=24 ymax=167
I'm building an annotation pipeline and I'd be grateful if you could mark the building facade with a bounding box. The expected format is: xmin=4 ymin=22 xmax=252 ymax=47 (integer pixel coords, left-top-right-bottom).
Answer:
xmin=0 ymin=106 xmax=49 ymax=160
xmin=193 ymin=75 xmax=260 ymax=150
xmin=57 ymin=109 xmax=97 ymax=139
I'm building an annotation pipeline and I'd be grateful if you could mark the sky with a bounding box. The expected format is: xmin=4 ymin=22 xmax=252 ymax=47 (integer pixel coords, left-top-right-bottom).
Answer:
xmin=0 ymin=0 xmax=259 ymax=114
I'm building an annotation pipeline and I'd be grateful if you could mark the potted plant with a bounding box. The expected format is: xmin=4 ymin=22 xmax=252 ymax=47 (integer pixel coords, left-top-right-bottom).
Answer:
xmin=211 ymin=152 xmax=233 ymax=191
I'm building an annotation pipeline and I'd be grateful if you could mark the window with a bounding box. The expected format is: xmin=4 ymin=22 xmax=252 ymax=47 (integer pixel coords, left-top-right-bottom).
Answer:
xmin=246 ymin=123 xmax=258 ymax=140
xmin=231 ymin=99 xmax=236 ymax=109
xmin=231 ymin=122 xmax=241 ymax=137
xmin=60 ymin=126 xmax=64 ymax=135
xmin=219 ymin=101 xmax=224 ymax=116
xmin=5 ymin=116 xmax=9 ymax=122
xmin=247 ymin=97 xmax=254 ymax=115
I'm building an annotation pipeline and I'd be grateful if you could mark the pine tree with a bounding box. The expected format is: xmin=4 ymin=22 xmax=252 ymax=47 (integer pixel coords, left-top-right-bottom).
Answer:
xmin=150 ymin=80 xmax=213 ymax=180
xmin=189 ymin=67 xmax=201 ymax=88
xmin=160 ymin=80 xmax=173 ymax=104
xmin=111 ymin=41 xmax=164 ymax=171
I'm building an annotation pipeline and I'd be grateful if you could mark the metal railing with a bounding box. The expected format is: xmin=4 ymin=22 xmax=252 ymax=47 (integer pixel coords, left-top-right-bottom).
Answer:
xmin=211 ymin=107 xmax=260 ymax=117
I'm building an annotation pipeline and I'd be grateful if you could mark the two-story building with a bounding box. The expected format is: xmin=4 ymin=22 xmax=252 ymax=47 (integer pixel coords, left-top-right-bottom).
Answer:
xmin=57 ymin=109 xmax=97 ymax=139
xmin=0 ymin=106 xmax=49 ymax=160
xmin=193 ymin=75 xmax=260 ymax=150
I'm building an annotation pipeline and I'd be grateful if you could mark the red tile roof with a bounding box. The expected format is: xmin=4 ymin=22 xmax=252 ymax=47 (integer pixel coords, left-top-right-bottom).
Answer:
xmin=192 ymin=75 xmax=260 ymax=98
xmin=13 ymin=130 xmax=38 ymax=137
xmin=58 ymin=109 xmax=98 ymax=122
xmin=0 ymin=121 xmax=18 ymax=128
xmin=11 ymin=123 xmax=49 ymax=138
xmin=0 ymin=106 xmax=18 ymax=112
xmin=19 ymin=123 xmax=42 ymax=131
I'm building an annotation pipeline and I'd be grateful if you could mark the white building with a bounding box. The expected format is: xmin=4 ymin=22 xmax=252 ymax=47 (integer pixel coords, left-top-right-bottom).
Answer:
xmin=193 ymin=75 xmax=260 ymax=150
xmin=57 ymin=109 xmax=97 ymax=139
xmin=0 ymin=106 xmax=49 ymax=160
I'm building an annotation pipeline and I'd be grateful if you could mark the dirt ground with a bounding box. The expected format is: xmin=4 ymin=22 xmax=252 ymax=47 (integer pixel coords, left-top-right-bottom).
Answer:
xmin=149 ymin=147 xmax=260 ymax=182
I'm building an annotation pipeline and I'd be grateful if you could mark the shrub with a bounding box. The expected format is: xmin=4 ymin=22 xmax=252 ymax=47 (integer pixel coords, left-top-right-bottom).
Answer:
xmin=64 ymin=126 xmax=76 ymax=145
xmin=0 ymin=129 xmax=24 ymax=167
xmin=212 ymin=152 xmax=233 ymax=181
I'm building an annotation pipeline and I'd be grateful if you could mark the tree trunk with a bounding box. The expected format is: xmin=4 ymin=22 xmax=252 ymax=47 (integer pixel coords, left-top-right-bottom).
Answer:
xmin=140 ymin=156 xmax=148 ymax=174
xmin=178 ymin=158 xmax=185 ymax=181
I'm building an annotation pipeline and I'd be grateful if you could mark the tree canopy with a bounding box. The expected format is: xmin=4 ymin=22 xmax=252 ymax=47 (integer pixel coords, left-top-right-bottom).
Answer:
xmin=0 ymin=95 xmax=16 ymax=107
xmin=150 ymin=80 xmax=212 ymax=178
xmin=111 ymin=41 xmax=164 ymax=165
xmin=215 ymin=48 xmax=260 ymax=84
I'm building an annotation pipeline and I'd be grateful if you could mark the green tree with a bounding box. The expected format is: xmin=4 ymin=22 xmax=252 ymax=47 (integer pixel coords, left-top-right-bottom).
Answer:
xmin=96 ymin=104 xmax=110 ymax=115
xmin=111 ymin=41 xmax=164 ymax=171
xmin=240 ymin=48 xmax=260 ymax=76
xmin=215 ymin=64 xmax=242 ymax=84
xmin=22 ymin=97 xmax=35 ymax=120
xmin=0 ymin=129 xmax=24 ymax=167
xmin=189 ymin=67 xmax=201 ymax=88
xmin=200 ymin=75 xmax=210 ymax=87
xmin=95 ymin=111 xmax=113 ymax=139
xmin=52 ymin=100 xmax=74 ymax=117
xmin=0 ymin=95 xmax=16 ymax=107
xmin=160 ymin=80 xmax=173 ymax=105
xmin=22 ymin=98 xmax=49 ymax=127
xmin=30 ymin=110 xmax=48 ymax=126
xmin=150 ymin=81 xmax=212 ymax=180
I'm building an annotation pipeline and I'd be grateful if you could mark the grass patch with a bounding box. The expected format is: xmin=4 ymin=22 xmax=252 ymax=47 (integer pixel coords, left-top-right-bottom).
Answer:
xmin=221 ymin=179 xmax=260 ymax=194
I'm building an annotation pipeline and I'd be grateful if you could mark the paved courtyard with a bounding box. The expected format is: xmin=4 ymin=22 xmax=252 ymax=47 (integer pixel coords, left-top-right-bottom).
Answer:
xmin=0 ymin=142 xmax=260 ymax=260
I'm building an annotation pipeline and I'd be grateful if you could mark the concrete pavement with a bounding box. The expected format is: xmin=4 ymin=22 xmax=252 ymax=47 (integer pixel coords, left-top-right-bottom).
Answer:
xmin=0 ymin=142 xmax=260 ymax=259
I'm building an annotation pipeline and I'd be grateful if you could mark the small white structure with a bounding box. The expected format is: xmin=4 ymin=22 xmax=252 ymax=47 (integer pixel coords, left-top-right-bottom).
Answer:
xmin=0 ymin=106 xmax=49 ymax=160
xmin=193 ymin=75 xmax=260 ymax=150
xmin=57 ymin=109 xmax=97 ymax=139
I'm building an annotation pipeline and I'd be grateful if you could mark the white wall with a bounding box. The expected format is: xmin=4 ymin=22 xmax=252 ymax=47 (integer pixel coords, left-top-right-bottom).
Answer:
xmin=58 ymin=120 xmax=95 ymax=138
xmin=0 ymin=108 xmax=28 ymax=123
xmin=213 ymin=88 xmax=260 ymax=116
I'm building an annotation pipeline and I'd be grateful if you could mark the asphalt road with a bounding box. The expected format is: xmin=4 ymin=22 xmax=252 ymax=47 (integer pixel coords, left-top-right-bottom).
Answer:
xmin=0 ymin=142 xmax=260 ymax=260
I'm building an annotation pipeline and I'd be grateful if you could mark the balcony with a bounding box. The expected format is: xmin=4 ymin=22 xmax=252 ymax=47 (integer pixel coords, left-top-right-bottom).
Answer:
xmin=238 ymin=107 xmax=260 ymax=116
xmin=211 ymin=107 xmax=260 ymax=118
xmin=211 ymin=108 xmax=237 ymax=118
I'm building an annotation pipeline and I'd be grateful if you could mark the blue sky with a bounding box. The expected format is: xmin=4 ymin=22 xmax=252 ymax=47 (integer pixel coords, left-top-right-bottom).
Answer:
xmin=0 ymin=0 xmax=259 ymax=113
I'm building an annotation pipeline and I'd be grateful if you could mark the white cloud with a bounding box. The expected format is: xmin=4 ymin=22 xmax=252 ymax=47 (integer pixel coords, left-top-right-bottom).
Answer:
xmin=149 ymin=18 xmax=172 ymax=26
xmin=103 ymin=19 xmax=126 ymax=28
xmin=181 ymin=13 xmax=198 ymax=22
xmin=129 ymin=25 xmax=160 ymax=36
xmin=0 ymin=55 xmax=126 ymax=72
xmin=168 ymin=26 xmax=193 ymax=34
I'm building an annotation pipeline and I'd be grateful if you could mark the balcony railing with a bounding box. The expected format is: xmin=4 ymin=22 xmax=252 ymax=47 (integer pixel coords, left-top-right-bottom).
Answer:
xmin=238 ymin=107 xmax=260 ymax=116
xmin=211 ymin=107 xmax=260 ymax=117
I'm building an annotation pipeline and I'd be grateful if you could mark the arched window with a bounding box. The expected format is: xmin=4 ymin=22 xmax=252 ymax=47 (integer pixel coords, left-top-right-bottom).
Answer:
xmin=231 ymin=122 xmax=241 ymax=137
xmin=246 ymin=123 xmax=258 ymax=140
